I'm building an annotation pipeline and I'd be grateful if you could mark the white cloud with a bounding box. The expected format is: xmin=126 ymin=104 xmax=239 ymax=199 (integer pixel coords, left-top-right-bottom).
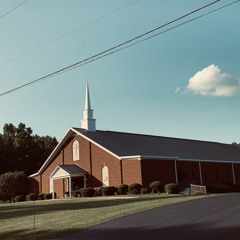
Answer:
xmin=185 ymin=64 xmax=240 ymax=97
xmin=175 ymin=87 xmax=181 ymax=93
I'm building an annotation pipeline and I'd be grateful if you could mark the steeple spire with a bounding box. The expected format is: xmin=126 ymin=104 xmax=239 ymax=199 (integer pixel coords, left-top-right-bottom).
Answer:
xmin=85 ymin=82 xmax=91 ymax=110
xmin=81 ymin=83 xmax=96 ymax=132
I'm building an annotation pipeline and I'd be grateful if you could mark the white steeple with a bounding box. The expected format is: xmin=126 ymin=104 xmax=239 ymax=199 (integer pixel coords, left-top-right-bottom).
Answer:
xmin=81 ymin=83 xmax=96 ymax=132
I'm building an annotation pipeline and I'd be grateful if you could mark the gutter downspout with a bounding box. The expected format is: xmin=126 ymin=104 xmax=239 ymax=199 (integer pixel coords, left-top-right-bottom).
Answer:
xmin=199 ymin=161 xmax=203 ymax=185
xmin=232 ymin=163 xmax=236 ymax=185
xmin=174 ymin=159 xmax=178 ymax=184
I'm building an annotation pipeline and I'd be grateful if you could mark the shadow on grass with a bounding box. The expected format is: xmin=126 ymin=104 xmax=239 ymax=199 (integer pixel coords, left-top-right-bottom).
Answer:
xmin=0 ymin=229 xmax=56 ymax=240
xmin=0 ymin=194 xmax=196 ymax=220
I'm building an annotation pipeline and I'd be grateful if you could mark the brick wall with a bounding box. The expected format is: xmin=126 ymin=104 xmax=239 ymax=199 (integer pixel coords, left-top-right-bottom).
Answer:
xmin=141 ymin=159 xmax=176 ymax=187
xmin=122 ymin=160 xmax=142 ymax=185
xmin=201 ymin=162 xmax=234 ymax=185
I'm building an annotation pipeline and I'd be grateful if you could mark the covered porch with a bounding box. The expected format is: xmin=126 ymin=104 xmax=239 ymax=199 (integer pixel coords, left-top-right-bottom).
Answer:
xmin=50 ymin=164 xmax=87 ymax=199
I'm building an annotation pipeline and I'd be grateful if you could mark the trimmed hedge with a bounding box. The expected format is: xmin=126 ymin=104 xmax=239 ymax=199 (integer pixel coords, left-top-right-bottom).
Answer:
xmin=38 ymin=193 xmax=45 ymax=200
xmin=15 ymin=195 xmax=26 ymax=202
xmin=80 ymin=188 xmax=95 ymax=197
xmin=102 ymin=186 xmax=116 ymax=196
xmin=149 ymin=181 xmax=165 ymax=193
xmin=72 ymin=189 xmax=81 ymax=197
xmin=0 ymin=195 xmax=11 ymax=202
xmin=95 ymin=187 xmax=103 ymax=196
xmin=129 ymin=183 xmax=142 ymax=194
xmin=141 ymin=188 xmax=149 ymax=194
xmin=165 ymin=183 xmax=181 ymax=194
xmin=116 ymin=184 xmax=129 ymax=195
xmin=26 ymin=193 xmax=38 ymax=201
xmin=206 ymin=184 xmax=233 ymax=193
xmin=44 ymin=193 xmax=52 ymax=200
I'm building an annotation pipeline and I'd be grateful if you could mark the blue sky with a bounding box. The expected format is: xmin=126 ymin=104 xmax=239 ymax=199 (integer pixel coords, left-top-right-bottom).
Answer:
xmin=0 ymin=0 xmax=240 ymax=144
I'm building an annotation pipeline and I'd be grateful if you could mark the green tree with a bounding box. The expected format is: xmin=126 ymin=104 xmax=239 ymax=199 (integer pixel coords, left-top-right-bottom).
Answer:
xmin=0 ymin=123 xmax=58 ymax=175
xmin=232 ymin=142 xmax=240 ymax=148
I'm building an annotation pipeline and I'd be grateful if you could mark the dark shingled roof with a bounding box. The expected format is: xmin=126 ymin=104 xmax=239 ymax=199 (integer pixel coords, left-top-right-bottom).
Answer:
xmin=73 ymin=128 xmax=240 ymax=162
xmin=59 ymin=164 xmax=87 ymax=175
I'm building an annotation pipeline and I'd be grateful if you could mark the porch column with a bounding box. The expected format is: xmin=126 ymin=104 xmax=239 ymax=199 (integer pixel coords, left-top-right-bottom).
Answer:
xmin=232 ymin=163 xmax=236 ymax=185
xmin=84 ymin=175 xmax=87 ymax=188
xmin=69 ymin=176 xmax=72 ymax=198
xmin=174 ymin=159 xmax=178 ymax=184
xmin=52 ymin=179 xmax=55 ymax=199
xmin=199 ymin=161 xmax=203 ymax=185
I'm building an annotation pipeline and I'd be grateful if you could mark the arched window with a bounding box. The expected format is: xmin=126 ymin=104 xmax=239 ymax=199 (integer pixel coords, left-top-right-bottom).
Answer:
xmin=102 ymin=165 xmax=109 ymax=186
xmin=72 ymin=140 xmax=79 ymax=161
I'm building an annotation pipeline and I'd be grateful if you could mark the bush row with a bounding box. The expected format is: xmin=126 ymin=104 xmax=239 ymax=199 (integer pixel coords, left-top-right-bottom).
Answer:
xmin=14 ymin=193 xmax=54 ymax=202
xmin=11 ymin=182 xmax=240 ymax=202
xmin=69 ymin=182 xmax=181 ymax=198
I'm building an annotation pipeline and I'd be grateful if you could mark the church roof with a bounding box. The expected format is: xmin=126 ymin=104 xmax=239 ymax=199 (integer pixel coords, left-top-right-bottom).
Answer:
xmin=73 ymin=128 xmax=240 ymax=163
xmin=30 ymin=127 xmax=240 ymax=178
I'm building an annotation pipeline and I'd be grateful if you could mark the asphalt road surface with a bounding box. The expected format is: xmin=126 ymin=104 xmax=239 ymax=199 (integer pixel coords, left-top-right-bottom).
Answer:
xmin=53 ymin=194 xmax=240 ymax=240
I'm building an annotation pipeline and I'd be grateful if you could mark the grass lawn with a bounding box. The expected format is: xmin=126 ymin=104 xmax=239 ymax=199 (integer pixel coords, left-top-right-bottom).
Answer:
xmin=0 ymin=193 xmax=216 ymax=240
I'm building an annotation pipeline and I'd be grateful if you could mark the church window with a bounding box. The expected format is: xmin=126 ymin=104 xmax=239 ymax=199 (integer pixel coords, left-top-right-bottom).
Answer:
xmin=72 ymin=140 xmax=80 ymax=161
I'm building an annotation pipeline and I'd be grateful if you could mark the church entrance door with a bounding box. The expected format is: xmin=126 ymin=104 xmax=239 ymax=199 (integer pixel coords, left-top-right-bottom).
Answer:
xmin=102 ymin=165 xmax=109 ymax=186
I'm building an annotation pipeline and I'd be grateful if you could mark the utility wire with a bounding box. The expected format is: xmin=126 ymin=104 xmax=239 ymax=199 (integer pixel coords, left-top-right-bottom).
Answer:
xmin=42 ymin=0 xmax=240 ymax=78
xmin=0 ymin=0 xmax=139 ymax=67
xmin=0 ymin=0 xmax=28 ymax=20
xmin=0 ymin=0 xmax=230 ymax=97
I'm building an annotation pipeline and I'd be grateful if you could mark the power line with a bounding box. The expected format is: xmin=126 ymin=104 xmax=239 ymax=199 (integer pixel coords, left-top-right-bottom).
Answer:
xmin=0 ymin=0 xmax=139 ymax=67
xmin=0 ymin=0 xmax=28 ymax=20
xmin=47 ymin=0 xmax=240 ymax=77
xmin=0 ymin=0 xmax=230 ymax=97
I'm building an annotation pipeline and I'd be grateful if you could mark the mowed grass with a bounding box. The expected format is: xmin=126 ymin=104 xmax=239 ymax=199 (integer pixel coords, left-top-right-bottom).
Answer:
xmin=0 ymin=193 xmax=215 ymax=240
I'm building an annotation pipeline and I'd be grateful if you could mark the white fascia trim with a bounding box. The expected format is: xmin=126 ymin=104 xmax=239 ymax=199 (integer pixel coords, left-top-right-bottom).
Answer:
xmin=119 ymin=155 xmax=142 ymax=160
xmin=119 ymin=155 xmax=178 ymax=160
xmin=71 ymin=128 xmax=120 ymax=160
xmin=178 ymin=158 xmax=240 ymax=164
xmin=29 ymin=173 xmax=38 ymax=178
xmin=119 ymin=155 xmax=240 ymax=164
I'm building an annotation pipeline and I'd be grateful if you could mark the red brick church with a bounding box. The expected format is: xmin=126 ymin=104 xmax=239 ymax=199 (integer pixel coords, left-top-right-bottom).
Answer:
xmin=29 ymin=84 xmax=240 ymax=198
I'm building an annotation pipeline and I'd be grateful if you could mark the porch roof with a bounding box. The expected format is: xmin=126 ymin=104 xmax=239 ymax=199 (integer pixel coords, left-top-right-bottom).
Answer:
xmin=50 ymin=164 xmax=87 ymax=180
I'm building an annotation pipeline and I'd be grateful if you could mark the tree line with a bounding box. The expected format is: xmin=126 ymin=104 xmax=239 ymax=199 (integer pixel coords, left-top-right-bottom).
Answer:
xmin=0 ymin=123 xmax=58 ymax=176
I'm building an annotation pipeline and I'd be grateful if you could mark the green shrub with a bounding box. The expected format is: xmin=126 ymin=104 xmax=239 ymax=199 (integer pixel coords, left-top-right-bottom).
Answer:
xmin=102 ymin=186 xmax=116 ymax=196
xmin=80 ymin=188 xmax=95 ymax=197
xmin=95 ymin=187 xmax=103 ymax=196
xmin=72 ymin=189 xmax=81 ymax=197
xmin=44 ymin=193 xmax=52 ymax=200
xmin=0 ymin=194 xmax=11 ymax=202
xmin=206 ymin=184 xmax=233 ymax=193
xmin=129 ymin=183 xmax=142 ymax=194
xmin=38 ymin=193 xmax=45 ymax=200
xmin=165 ymin=183 xmax=181 ymax=194
xmin=26 ymin=193 xmax=38 ymax=201
xmin=15 ymin=195 xmax=26 ymax=202
xmin=0 ymin=171 xmax=28 ymax=199
xmin=149 ymin=181 xmax=165 ymax=193
xmin=116 ymin=184 xmax=129 ymax=195
xmin=141 ymin=187 xmax=149 ymax=194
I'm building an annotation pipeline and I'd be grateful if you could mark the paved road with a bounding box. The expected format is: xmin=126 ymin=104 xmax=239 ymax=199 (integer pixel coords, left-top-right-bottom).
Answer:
xmin=53 ymin=194 xmax=240 ymax=240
